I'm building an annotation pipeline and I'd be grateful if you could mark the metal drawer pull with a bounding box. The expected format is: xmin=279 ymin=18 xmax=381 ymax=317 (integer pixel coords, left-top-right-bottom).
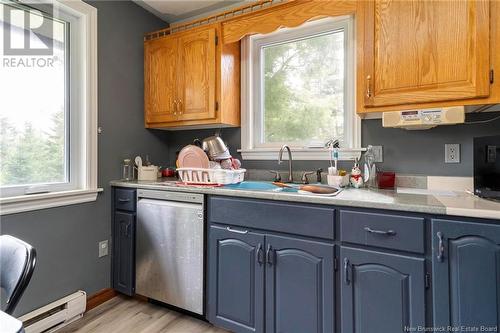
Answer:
xmin=226 ymin=226 xmax=248 ymax=234
xmin=257 ymin=244 xmax=264 ymax=265
xmin=266 ymin=244 xmax=274 ymax=265
xmin=344 ymin=258 xmax=350 ymax=285
xmin=126 ymin=222 xmax=131 ymax=237
xmin=364 ymin=227 xmax=396 ymax=236
xmin=437 ymin=231 xmax=445 ymax=262
xmin=118 ymin=198 xmax=130 ymax=203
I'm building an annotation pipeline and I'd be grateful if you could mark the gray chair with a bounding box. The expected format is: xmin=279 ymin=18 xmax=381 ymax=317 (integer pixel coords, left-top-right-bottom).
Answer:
xmin=0 ymin=235 xmax=36 ymax=315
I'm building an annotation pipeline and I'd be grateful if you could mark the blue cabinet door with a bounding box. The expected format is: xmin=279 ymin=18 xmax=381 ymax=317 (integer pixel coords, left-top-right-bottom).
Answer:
xmin=432 ymin=219 xmax=500 ymax=331
xmin=112 ymin=211 xmax=135 ymax=296
xmin=265 ymin=235 xmax=335 ymax=333
xmin=340 ymin=246 xmax=425 ymax=333
xmin=208 ymin=225 xmax=265 ymax=333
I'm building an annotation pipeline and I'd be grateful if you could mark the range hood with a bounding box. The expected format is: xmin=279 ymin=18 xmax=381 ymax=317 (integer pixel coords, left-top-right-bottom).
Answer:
xmin=382 ymin=106 xmax=465 ymax=130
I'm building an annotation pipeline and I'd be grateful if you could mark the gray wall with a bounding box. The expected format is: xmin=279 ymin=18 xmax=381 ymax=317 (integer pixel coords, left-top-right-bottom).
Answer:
xmin=362 ymin=111 xmax=500 ymax=176
xmin=0 ymin=1 xmax=169 ymax=316
xmin=164 ymin=111 xmax=500 ymax=176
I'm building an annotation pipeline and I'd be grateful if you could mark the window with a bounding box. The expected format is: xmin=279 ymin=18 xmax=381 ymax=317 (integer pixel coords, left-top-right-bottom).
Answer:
xmin=0 ymin=0 xmax=98 ymax=214
xmin=240 ymin=16 xmax=360 ymax=160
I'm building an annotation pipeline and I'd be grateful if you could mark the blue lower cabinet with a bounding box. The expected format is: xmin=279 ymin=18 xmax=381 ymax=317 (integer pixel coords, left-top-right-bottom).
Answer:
xmin=432 ymin=219 xmax=500 ymax=331
xmin=207 ymin=225 xmax=335 ymax=333
xmin=265 ymin=235 xmax=335 ymax=333
xmin=340 ymin=246 xmax=425 ymax=333
xmin=112 ymin=211 xmax=135 ymax=296
xmin=208 ymin=225 xmax=265 ymax=333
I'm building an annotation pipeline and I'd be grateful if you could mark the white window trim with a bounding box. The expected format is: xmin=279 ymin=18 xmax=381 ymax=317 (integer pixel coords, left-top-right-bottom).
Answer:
xmin=0 ymin=0 xmax=100 ymax=215
xmin=239 ymin=16 xmax=361 ymax=161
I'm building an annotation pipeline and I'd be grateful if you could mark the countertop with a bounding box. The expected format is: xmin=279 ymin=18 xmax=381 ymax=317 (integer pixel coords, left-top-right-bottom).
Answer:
xmin=110 ymin=179 xmax=500 ymax=220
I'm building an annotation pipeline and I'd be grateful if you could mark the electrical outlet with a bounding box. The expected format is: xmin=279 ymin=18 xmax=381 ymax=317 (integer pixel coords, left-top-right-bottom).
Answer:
xmin=99 ymin=240 xmax=109 ymax=258
xmin=371 ymin=146 xmax=383 ymax=163
xmin=487 ymin=145 xmax=497 ymax=163
xmin=445 ymin=144 xmax=460 ymax=163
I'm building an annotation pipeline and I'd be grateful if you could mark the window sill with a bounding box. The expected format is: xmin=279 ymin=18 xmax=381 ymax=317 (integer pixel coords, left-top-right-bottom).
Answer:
xmin=238 ymin=148 xmax=363 ymax=161
xmin=0 ymin=188 xmax=103 ymax=216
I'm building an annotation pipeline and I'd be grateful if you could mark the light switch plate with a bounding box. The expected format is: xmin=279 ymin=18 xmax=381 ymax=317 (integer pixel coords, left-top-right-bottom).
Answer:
xmin=99 ymin=240 xmax=109 ymax=258
xmin=371 ymin=146 xmax=383 ymax=163
xmin=445 ymin=144 xmax=460 ymax=163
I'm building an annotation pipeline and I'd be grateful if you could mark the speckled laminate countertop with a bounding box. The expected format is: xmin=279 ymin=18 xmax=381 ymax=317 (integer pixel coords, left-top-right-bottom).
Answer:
xmin=110 ymin=179 xmax=500 ymax=220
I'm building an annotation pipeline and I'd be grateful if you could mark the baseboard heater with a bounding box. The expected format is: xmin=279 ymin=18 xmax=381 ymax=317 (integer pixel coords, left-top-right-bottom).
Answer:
xmin=18 ymin=291 xmax=86 ymax=333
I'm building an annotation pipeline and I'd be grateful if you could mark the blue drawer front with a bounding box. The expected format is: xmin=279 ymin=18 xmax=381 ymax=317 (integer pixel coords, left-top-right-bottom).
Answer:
xmin=340 ymin=210 xmax=425 ymax=253
xmin=114 ymin=188 xmax=136 ymax=212
xmin=209 ymin=196 xmax=335 ymax=240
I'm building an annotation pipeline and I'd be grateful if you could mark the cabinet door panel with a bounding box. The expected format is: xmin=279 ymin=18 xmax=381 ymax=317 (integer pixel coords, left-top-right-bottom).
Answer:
xmin=432 ymin=219 xmax=500 ymax=330
xmin=364 ymin=0 xmax=490 ymax=107
xmin=177 ymin=28 xmax=216 ymax=121
xmin=340 ymin=246 xmax=425 ymax=333
xmin=266 ymin=235 xmax=334 ymax=333
xmin=144 ymin=37 xmax=178 ymax=123
xmin=112 ymin=211 xmax=135 ymax=296
xmin=208 ymin=226 xmax=264 ymax=333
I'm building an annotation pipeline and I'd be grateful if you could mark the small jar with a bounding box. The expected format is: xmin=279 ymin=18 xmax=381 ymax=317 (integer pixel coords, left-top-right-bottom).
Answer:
xmin=122 ymin=159 xmax=134 ymax=180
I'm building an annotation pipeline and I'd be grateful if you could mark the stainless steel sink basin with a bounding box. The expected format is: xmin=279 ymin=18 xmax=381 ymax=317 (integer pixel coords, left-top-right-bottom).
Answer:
xmin=223 ymin=181 xmax=297 ymax=192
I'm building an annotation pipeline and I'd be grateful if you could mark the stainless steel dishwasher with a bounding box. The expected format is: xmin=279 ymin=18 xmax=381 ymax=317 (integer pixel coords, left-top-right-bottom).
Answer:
xmin=136 ymin=189 xmax=204 ymax=315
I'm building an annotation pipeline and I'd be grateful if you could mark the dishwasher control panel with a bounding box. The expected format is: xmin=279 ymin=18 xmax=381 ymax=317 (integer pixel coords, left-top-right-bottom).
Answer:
xmin=137 ymin=189 xmax=204 ymax=204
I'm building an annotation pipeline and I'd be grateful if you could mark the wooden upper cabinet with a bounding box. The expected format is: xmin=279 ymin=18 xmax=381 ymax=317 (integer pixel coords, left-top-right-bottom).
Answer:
xmin=177 ymin=28 xmax=216 ymax=121
xmin=144 ymin=24 xmax=240 ymax=129
xmin=363 ymin=0 xmax=490 ymax=108
xmin=144 ymin=37 xmax=178 ymax=124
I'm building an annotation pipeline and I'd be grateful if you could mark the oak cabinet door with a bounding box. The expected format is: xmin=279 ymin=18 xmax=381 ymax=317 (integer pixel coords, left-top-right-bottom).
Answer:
xmin=177 ymin=28 xmax=217 ymax=121
xmin=364 ymin=0 xmax=490 ymax=107
xmin=144 ymin=36 xmax=178 ymax=123
xmin=340 ymin=246 xmax=425 ymax=333
xmin=432 ymin=219 xmax=500 ymax=331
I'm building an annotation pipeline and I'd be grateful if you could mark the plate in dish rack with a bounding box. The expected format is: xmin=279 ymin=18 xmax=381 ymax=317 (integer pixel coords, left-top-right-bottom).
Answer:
xmin=177 ymin=145 xmax=209 ymax=169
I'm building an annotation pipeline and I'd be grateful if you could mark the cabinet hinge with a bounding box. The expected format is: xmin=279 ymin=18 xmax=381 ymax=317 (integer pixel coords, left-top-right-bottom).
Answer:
xmin=334 ymin=257 xmax=338 ymax=271
xmin=215 ymin=35 xmax=219 ymax=45
xmin=425 ymin=273 xmax=431 ymax=289
xmin=490 ymin=69 xmax=494 ymax=84
xmin=215 ymin=101 xmax=219 ymax=111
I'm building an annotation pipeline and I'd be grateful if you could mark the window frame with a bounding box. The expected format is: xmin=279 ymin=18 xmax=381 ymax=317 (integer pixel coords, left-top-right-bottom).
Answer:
xmin=239 ymin=16 xmax=361 ymax=160
xmin=0 ymin=0 xmax=99 ymax=215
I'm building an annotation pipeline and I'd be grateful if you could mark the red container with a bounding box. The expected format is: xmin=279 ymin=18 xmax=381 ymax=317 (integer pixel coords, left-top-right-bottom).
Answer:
xmin=162 ymin=167 xmax=176 ymax=178
xmin=377 ymin=171 xmax=396 ymax=189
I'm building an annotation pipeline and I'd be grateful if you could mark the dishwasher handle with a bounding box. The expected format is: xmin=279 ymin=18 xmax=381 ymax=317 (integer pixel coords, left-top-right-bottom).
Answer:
xmin=226 ymin=226 xmax=248 ymax=234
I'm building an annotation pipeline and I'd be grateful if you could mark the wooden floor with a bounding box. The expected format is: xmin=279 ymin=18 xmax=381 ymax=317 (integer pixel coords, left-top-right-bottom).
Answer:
xmin=58 ymin=295 xmax=230 ymax=333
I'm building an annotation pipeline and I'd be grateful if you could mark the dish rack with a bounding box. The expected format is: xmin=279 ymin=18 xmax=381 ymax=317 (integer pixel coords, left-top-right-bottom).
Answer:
xmin=177 ymin=168 xmax=246 ymax=185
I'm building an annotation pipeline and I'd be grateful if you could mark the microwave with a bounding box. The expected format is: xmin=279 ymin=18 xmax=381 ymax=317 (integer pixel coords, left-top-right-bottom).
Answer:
xmin=474 ymin=135 xmax=500 ymax=199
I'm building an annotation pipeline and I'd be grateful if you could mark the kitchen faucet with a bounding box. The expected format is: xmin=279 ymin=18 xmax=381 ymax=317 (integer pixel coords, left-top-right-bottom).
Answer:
xmin=278 ymin=145 xmax=293 ymax=183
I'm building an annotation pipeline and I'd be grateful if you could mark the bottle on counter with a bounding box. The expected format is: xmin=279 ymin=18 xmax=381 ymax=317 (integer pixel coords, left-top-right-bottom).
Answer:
xmin=122 ymin=159 xmax=134 ymax=180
